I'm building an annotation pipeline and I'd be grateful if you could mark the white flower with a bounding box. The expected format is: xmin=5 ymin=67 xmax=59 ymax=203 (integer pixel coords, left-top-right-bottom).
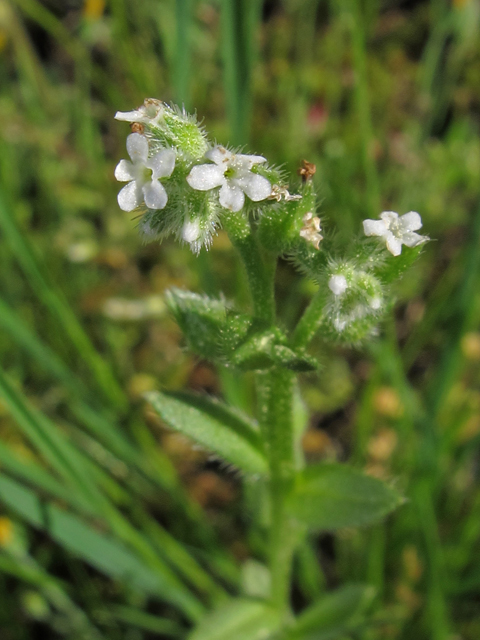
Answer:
xmin=115 ymin=99 xmax=164 ymax=125
xmin=329 ymin=274 xmax=348 ymax=296
xmin=115 ymin=133 xmax=175 ymax=212
xmin=186 ymin=146 xmax=272 ymax=212
xmin=300 ymin=212 xmax=323 ymax=250
xmin=363 ymin=211 xmax=426 ymax=256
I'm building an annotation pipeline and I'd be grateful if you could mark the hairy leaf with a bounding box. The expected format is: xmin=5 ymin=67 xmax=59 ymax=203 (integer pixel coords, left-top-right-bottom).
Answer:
xmin=287 ymin=464 xmax=403 ymax=530
xmin=286 ymin=584 xmax=376 ymax=640
xmin=146 ymin=390 xmax=268 ymax=475
xmin=189 ymin=598 xmax=281 ymax=640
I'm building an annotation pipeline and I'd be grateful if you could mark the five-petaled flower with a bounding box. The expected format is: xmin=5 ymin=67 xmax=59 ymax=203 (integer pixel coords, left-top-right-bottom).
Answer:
xmin=363 ymin=211 xmax=426 ymax=256
xmin=186 ymin=146 xmax=272 ymax=212
xmin=115 ymin=133 xmax=175 ymax=212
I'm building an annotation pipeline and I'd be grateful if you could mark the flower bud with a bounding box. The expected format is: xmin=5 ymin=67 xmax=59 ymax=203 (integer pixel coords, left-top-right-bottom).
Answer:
xmin=324 ymin=261 xmax=385 ymax=343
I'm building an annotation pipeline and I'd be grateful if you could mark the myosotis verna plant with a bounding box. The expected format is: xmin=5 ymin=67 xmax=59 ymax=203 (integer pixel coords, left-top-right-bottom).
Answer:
xmin=115 ymin=99 xmax=428 ymax=637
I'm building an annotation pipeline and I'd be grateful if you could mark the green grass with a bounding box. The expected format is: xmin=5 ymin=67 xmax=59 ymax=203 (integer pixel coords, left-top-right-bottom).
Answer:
xmin=0 ymin=0 xmax=480 ymax=638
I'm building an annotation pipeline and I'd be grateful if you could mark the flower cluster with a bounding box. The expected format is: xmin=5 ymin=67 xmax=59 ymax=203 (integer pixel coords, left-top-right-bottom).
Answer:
xmin=114 ymin=100 xmax=428 ymax=346
xmin=324 ymin=261 xmax=384 ymax=341
xmin=114 ymin=100 xmax=282 ymax=252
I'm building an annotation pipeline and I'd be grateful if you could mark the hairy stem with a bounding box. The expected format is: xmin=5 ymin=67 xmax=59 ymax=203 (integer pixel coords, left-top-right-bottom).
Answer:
xmin=223 ymin=214 xmax=276 ymax=323
xmin=257 ymin=368 xmax=298 ymax=613
xmin=225 ymin=211 xmax=297 ymax=612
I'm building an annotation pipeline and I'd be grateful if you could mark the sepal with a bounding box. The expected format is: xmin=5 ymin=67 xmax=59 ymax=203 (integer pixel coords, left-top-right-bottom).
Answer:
xmin=257 ymin=182 xmax=318 ymax=254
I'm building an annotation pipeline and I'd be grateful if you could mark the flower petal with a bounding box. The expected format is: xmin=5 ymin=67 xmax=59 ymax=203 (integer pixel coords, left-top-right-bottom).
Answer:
xmin=118 ymin=181 xmax=142 ymax=212
xmin=363 ymin=219 xmax=387 ymax=237
xmin=187 ymin=164 xmax=225 ymax=190
xmin=237 ymin=153 xmax=267 ymax=168
xmin=402 ymin=231 xmax=426 ymax=248
xmin=143 ymin=180 xmax=168 ymax=210
xmin=385 ymin=232 xmax=402 ymax=256
xmin=380 ymin=211 xmax=399 ymax=228
xmin=182 ymin=219 xmax=201 ymax=243
xmin=115 ymin=109 xmax=147 ymax=122
xmin=147 ymin=148 xmax=176 ymax=179
xmin=236 ymin=173 xmax=272 ymax=201
xmin=114 ymin=159 xmax=135 ymax=182
xmin=219 ymin=183 xmax=245 ymax=211
xmin=126 ymin=133 xmax=149 ymax=163
xmin=329 ymin=275 xmax=348 ymax=296
xmin=399 ymin=211 xmax=422 ymax=232
xmin=205 ymin=146 xmax=232 ymax=165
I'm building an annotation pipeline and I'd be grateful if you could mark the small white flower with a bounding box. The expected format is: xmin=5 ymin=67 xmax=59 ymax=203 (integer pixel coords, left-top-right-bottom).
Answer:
xmin=300 ymin=212 xmax=323 ymax=250
xmin=186 ymin=146 xmax=272 ymax=212
xmin=329 ymin=274 xmax=348 ymax=296
xmin=115 ymin=133 xmax=175 ymax=212
xmin=115 ymin=98 xmax=164 ymax=125
xmin=363 ymin=211 xmax=426 ymax=256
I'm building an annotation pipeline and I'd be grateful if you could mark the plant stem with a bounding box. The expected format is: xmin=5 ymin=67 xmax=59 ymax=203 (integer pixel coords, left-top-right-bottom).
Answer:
xmin=223 ymin=215 xmax=276 ymax=323
xmin=258 ymin=368 xmax=298 ymax=612
xmin=226 ymin=212 xmax=298 ymax=612
xmin=291 ymin=287 xmax=325 ymax=349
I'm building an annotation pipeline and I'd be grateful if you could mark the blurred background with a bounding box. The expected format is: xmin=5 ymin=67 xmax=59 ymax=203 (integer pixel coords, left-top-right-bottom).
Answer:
xmin=0 ymin=0 xmax=480 ymax=638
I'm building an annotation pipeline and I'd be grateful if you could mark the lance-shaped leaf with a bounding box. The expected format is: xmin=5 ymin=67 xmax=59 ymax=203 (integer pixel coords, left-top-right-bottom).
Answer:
xmin=286 ymin=584 xmax=376 ymax=640
xmin=189 ymin=598 xmax=282 ymax=640
xmin=146 ymin=391 xmax=268 ymax=476
xmin=286 ymin=463 xmax=403 ymax=531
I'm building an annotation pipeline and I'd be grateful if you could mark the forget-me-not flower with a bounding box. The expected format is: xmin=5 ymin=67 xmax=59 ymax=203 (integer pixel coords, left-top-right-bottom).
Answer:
xmin=186 ymin=146 xmax=272 ymax=212
xmin=363 ymin=211 xmax=426 ymax=256
xmin=115 ymin=133 xmax=175 ymax=212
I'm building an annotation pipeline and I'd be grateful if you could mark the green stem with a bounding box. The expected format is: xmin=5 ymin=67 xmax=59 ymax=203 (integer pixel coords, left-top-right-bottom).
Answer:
xmin=257 ymin=368 xmax=298 ymax=612
xmin=223 ymin=214 xmax=276 ymax=323
xmin=291 ymin=287 xmax=325 ymax=349
xmin=226 ymin=210 xmax=298 ymax=612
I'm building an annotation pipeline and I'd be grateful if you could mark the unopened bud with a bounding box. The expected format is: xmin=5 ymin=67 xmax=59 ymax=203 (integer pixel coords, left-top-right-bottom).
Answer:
xmin=329 ymin=274 xmax=348 ymax=296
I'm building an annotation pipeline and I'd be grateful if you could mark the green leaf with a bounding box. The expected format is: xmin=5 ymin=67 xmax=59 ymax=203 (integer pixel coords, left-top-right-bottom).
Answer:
xmin=272 ymin=345 xmax=318 ymax=372
xmin=231 ymin=328 xmax=318 ymax=372
xmin=287 ymin=464 xmax=403 ymax=531
xmin=189 ymin=598 xmax=281 ymax=640
xmin=0 ymin=475 xmax=203 ymax=620
xmin=166 ymin=288 xmax=229 ymax=360
xmin=287 ymin=584 xmax=376 ymax=640
xmin=146 ymin=390 xmax=268 ymax=476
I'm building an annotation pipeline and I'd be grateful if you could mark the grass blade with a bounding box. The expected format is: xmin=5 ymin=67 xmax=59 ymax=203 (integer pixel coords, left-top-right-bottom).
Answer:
xmin=0 ymin=475 xmax=203 ymax=620
xmin=0 ymin=189 xmax=125 ymax=410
